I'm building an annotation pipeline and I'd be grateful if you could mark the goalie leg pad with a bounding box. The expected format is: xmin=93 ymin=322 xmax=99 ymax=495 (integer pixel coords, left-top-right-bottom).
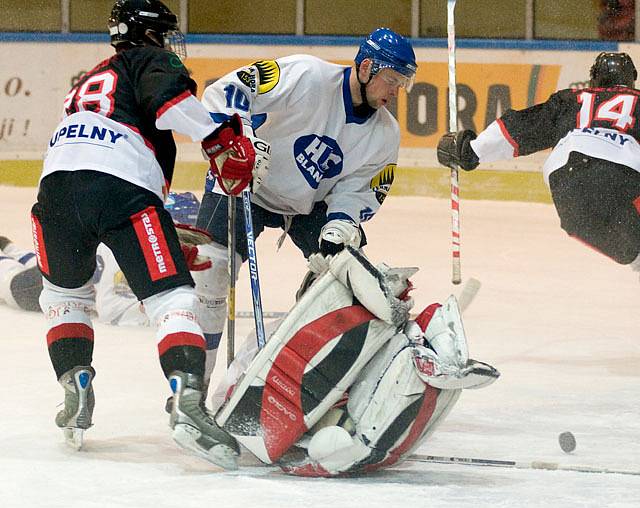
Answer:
xmin=215 ymin=269 xmax=398 ymax=464
xmin=327 ymin=247 xmax=417 ymax=325
xmin=280 ymin=333 xmax=462 ymax=476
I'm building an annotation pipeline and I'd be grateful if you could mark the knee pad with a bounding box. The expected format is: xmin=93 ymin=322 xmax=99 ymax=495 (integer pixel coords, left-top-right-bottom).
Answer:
xmin=39 ymin=278 xmax=95 ymax=319
xmin=39 ymin=278 xmax=96 ymax=336
xmin=192 ymin=242 xmax=242 ymax=335
xmin=191 ymin=242 xmax=242 ymax=298
xmin=143 ymin=285 xmax=200 ymax=325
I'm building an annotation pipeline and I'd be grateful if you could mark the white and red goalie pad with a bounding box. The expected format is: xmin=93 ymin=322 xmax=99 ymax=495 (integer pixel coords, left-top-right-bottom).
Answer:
xmin=214 ymin=248 xmax=411 ymax=464
xmin=280 ymin=300 xmax=499 ymax=477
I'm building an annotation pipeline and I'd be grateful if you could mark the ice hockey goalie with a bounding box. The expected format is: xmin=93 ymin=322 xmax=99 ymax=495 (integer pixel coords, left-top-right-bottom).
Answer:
xmin=214 ymin=247 xmax=499 ymax=476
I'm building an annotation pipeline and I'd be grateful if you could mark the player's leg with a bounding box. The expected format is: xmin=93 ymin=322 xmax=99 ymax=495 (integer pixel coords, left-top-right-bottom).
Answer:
xmin=550 ymin=155 xmax=640 ymax=265
xmin=31 ymin=172 xmax=100 ymax=449
xmin=194 ymin=192 xmax=273 ymax=390
xmin=102 ymin=182 xmax=238 ymax=468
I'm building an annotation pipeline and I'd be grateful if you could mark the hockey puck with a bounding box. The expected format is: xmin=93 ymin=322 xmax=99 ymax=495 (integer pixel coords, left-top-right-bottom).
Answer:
xmin=558 ymin=431 xmax=576 ymax=453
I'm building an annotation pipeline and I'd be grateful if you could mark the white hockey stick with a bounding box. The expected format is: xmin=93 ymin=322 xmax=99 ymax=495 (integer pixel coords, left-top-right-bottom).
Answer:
xmin=447 ymin=0 xmax=462 ymax=285
xmin=408 ymin=453 xmax=640 ymax=476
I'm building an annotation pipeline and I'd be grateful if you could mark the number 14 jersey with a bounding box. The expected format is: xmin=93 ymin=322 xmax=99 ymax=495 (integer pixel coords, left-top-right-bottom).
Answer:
xmin=469 ymin=86 xmax=640 ymax=184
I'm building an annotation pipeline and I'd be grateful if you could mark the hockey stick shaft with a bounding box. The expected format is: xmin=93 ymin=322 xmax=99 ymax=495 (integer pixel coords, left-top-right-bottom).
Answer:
xmin=227 ymin=195 xmax=236 ymax=367
xmin=408 ymin=453 xmax=640 ymax=476
xmin=447 ymin=0 xmax=462 ymax=285
xmin=241 ymin=189 xmax=266 ymax=349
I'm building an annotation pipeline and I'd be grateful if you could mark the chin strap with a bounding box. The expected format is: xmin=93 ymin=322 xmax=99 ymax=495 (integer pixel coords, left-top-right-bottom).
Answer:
xmin=353 ymin=64 xmax=376 ymax=118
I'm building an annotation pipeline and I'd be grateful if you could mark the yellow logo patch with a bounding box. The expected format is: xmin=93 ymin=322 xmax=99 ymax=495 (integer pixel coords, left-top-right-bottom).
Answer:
xmin=253 ymin=60 xmax=280 ymax=94
xmin=370 ymin=164 xmax=395 ymax=204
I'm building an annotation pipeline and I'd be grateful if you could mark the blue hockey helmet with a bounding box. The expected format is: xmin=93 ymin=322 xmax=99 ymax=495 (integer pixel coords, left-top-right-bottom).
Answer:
xmin=165 ymin=191 xmax=200 ymax=225
xmin=355 ymin=28 xmax=417 ymax=87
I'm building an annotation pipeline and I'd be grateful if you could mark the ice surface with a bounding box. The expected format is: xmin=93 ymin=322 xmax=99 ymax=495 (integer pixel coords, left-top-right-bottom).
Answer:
xmin=1 ymin=186 xmax=639 ymax=507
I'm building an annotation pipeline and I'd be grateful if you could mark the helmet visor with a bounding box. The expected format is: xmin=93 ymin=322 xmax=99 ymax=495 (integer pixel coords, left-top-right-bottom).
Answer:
xmin=376 ymin=67 xmax=415 ymax=92
xmin=165 ymin=30 xmax=186 ymax=60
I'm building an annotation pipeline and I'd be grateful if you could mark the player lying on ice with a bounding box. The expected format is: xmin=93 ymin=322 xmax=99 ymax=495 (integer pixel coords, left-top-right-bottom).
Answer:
xmin=207 ymin=247 xmax=499 ymax=476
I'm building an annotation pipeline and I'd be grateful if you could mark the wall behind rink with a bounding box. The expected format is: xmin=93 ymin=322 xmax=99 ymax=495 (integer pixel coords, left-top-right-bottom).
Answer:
xmin=0 ymin=40 xmax=636 ymax=200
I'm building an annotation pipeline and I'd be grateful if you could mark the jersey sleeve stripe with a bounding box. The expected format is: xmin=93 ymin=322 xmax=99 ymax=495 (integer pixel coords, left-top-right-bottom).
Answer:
xmin=156 ymin=90 xmax=193 ymax=120
xmin=497 ymin=118 xmax=520 ymax=157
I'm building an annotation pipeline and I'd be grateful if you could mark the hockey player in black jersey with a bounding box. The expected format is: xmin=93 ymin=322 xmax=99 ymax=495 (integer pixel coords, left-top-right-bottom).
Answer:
xmin=30 ymin=0 xmax=262 ymax=469
xmin=438 ymin=52 xmax=640 ymax=273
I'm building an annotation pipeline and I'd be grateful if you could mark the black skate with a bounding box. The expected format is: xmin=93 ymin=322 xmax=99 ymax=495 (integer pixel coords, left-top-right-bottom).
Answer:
xmin=168 ymin=371 xmax=239 ymax=470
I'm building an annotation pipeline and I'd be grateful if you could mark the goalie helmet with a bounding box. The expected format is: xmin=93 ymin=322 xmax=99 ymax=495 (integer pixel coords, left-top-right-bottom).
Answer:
xmin=108 ymin=0 xmax=186 ymax=59
xmin=165 ymin=191 xmax=200 ymax=225
xmin=355 ymin=28 xmax=417 ymax=87
xmin=589 ymin=52 xmax=637 ymax=88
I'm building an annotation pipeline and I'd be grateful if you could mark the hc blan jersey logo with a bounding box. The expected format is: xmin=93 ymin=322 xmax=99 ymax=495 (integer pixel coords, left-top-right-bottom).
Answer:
xmin=293 ymin=134 xmax=344 ymax=188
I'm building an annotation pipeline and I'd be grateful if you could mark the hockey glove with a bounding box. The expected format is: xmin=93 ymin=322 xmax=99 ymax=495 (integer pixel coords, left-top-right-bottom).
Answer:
xmin=437 ymin=130 xmax=480 ymax=171
xmin=319 ymin=219 xmax=362 ymax=257
xmin=246 ymin=133 xmax=270 ymax=193
xmin=202 ymin=114 xmax=256 ymax=195
xmin=175 ymin=223 xmax=213 ymax=271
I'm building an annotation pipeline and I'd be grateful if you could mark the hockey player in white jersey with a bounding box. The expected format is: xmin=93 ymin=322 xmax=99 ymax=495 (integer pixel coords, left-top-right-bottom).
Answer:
xmin=438 ymin=52 xmax=640 ymax=274
xmin=195 ymin=28 xmax=417 ymax=388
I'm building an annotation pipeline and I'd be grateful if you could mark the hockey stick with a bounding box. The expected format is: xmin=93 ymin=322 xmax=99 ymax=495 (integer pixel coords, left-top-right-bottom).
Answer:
xmin=226 ymin=196 xmax=237 ymax=367
xmin=241 ymin=189 xmax=266 ymax=348
xmin=236 ymin=310 xmax=286 ymax=320
xmin=407 ymin=453 xmax=640 ymax=477
xmin=234 ymin=277 xmax=482 ymax=320
xmin=447 ymin=0 xmax=462 ymax=285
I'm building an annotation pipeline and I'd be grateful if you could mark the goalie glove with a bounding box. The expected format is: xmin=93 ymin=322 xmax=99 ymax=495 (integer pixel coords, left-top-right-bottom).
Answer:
xmin=319 ymin=219 xmax=362 ymax=257
xmin=175 ymin=223 xmax=213 ymax=271
xmin=437 ymin=129 xmax=480 ymax=171
xmin=202 ymin=114 xmax=257 ymax=195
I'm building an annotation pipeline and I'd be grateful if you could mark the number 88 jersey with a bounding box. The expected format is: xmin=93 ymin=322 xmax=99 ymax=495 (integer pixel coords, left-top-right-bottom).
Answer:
xmin=42 ymin=45 xmax=208 ymax=199
xmin=470 ymin=85 xmax=640 ymax=184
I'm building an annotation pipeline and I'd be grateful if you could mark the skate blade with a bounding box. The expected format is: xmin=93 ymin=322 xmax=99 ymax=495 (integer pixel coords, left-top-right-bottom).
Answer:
xmin=172 ymin=424 xmax=239 ymax=470
xmin=63 ymin=428 xmax=84 ymax=450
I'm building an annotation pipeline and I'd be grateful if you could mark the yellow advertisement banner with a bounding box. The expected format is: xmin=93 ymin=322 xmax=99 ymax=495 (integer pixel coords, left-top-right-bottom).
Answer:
xmin=184 ymin=58 xmax=560 ymax=148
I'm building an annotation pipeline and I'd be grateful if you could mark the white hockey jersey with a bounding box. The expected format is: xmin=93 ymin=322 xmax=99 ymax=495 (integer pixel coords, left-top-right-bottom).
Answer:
xmin=201 ymin=54 xmax=399 ymax=224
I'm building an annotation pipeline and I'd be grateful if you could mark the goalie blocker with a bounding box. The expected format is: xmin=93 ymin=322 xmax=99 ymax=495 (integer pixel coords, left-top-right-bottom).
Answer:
xmin=214 ymin=248 xmax=499 ymax=476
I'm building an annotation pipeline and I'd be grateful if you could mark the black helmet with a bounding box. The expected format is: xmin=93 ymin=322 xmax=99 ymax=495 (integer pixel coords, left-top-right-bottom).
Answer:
xmin=108 ymin=0 xmax=186 ymax=59
xmin=589 ymin=52 xmax=637 ymax=88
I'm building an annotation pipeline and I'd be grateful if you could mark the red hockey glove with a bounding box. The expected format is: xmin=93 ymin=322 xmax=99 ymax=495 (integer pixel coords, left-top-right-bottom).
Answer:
xmin=175 ymin=223 xmax=213 ymax=271
xmin=180 ymin=244 xmax=212 ymax=271
xmin=202 ymin=113 xmax=256 ymax=195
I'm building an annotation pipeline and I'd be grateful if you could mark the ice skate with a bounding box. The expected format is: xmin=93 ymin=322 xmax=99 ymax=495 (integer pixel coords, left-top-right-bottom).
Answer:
xmin=55 ymin=366 xmax=95 ymax=450
xmin=168 ymin=371 xmax=239 ymax=470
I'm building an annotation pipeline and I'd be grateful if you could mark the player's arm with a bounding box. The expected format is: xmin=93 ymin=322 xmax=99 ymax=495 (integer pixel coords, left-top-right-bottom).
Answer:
xmin=134 ymin=50 xmax=262 ymax=195
xmin=437 ymin=91 xmax=567 ymax=170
